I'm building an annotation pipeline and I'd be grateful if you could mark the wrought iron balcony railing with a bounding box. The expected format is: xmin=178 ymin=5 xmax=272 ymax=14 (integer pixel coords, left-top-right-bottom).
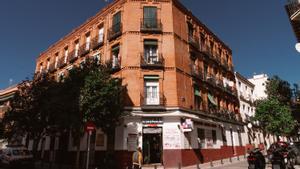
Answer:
xmin=108 ymin=23 xmax=122 ymax=41
xmin=190 ymin=65 xmax=204 ymax=80
xmin=140 ymin=53 xmax=164 ymax=68
xmin=140 ymin=18 xmax=162 ymax=33
xmin=78 ymin=45 xmax=89 ymax=57
xmin=48 ymin=63 xmax=56 ymax=73
xmin=140 ymin=92 xmax=166 ymax=108
xmin=68 ymin=50 xmax=78 ymax=63
xmin=91 ymin=36 xmax=104 ymax=50
xmin=57 ymin=58 xmax=67 ymax=69
xmin=188 ymin=36 xmax=200 ymax=49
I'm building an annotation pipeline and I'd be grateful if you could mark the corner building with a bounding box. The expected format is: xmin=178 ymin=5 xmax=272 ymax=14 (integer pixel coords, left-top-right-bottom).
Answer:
xmin=35 ymin=0 xmax=245 ymax=168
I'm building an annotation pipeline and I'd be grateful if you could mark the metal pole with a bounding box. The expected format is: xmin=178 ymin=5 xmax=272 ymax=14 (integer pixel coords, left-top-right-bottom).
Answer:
xmin=86 ymin=131 xmax=92 ymax=169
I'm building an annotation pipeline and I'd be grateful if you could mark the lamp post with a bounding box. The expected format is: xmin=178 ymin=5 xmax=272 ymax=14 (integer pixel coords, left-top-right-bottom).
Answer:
xmin=247 ymin=123 xmax=253 ymax=145
xmin=295 ymin=43 xmax=300 ymax=53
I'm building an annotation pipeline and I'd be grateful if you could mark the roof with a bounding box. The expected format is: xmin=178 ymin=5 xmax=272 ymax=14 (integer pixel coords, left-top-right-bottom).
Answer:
xmin=235 ymin=72 xmax=255 ymax=88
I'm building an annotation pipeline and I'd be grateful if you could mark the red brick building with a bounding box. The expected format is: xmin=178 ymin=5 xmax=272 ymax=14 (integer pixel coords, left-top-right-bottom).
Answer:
xmin=286 ymin=0 xmax=300 ymax=42
xmin=35 ymin=0 xmax=245 ymax=168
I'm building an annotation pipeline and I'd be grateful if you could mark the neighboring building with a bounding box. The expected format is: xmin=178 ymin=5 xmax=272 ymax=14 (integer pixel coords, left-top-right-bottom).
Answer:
xmin=248 ymin=74 xmax=268 ymax=100
xmin=235 ymin=72 xmax=255 ymax=146
xmin=286 ymin=0 xmax=300 ymax=42
xmin=0 ymin=85 xmax=18 ymax=148
xmin=35 ymin=0 xmax=244 ymax=168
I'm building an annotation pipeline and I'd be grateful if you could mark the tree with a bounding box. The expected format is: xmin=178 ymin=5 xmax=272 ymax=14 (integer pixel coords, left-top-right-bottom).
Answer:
xmin=254 ymin=98 xmax=296 ymax=137
xmin=266 ymin=75 xmax=292 ymax=105
xmin=2 ymin=73 xmax=59 ymax=153
xmin=253 ymin=75 xmax=296 ymax=140
xmin=80 ymin=62 xmax=124 ymax=168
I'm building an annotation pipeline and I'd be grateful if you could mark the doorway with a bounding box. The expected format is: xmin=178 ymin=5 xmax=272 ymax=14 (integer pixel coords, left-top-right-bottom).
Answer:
xmin=142 ymin=127 xmax=162 ymax=164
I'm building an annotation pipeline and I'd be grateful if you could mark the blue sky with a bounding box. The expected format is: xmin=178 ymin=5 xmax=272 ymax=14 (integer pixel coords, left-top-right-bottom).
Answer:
xmin=0 ymin=0 xmax=299 ymax=89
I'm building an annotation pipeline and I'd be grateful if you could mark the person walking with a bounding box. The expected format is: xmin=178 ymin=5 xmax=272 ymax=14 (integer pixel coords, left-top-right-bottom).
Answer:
xmin=132 ymin=147 xmax=143 ymax=169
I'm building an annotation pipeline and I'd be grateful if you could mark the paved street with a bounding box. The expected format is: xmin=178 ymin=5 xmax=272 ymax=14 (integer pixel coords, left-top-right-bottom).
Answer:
xmin=209 ymin=161 xmax=300 ymax=169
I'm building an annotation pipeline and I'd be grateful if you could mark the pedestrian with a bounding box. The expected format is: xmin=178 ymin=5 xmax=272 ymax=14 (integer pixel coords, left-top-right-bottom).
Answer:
xmin=132 ymin=147 xmax=143 ymax=169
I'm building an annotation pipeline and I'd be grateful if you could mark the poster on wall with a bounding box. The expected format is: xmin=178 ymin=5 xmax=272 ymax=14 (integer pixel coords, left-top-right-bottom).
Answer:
xmin=127 ymin=134 xmax=138 ymax=152
xmin=96 ymin=133 xmax=105 ymax=147
xmin=163 ymin=127 xmax=181 ymax=149
xmin=205 ymin=129 xmax=213 ymax=148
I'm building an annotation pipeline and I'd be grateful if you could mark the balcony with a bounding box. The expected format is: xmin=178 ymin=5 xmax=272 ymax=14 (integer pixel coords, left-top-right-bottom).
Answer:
xmin=91 ymin=36 xmax=104 ymax=50
xmin=190 ymin=65 xmax=203 ymax=80
xmin=188 ymin=35 xmax=200 ymax=50
xmin=140 ymin=18 xmax=162 ymax=33
xmin=200 ymin=44 xmax=213 ymax=58
xmin=286 ymin=0 xmax=300 ymax=20
xmin=140 ymin=53 xmax=164 ymax=69
xmin=78 ymin=45 xmax=89 ymax=57
xmin=206 ymin=74 xmax=217 ymax=86
xmin=224 ymin=86 xmax=238 ymax=97
xmin=68 ymin=50 xmax=78 ymax=63
xmin=48 ymin=63 xmax=56 ymax=73
xmin=140 ymin=92 xmax=166 ymax=110
xmin=57 ymin=59 xmax=67 ymax=69
xmin=108 ymin=23 xmax=122 ymax=41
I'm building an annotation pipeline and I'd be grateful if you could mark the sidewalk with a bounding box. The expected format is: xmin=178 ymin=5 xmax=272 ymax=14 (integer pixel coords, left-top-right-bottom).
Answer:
xmin=142 ymin=155 xmax=247 ymax=169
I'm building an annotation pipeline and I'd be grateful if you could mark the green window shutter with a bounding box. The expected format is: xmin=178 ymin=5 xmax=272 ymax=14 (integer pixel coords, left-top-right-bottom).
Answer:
xmin=194 ymin=88 xmax=201 ymax=97
xmin=208 ymin=93 xmax=218 ymax=106
xmin=113 ymin=12 xmax=121 ymax=25
xmin=112 ymin=45 xmax=120 ymax=52
xmin=143 ymin=7 xmax=157 ymax=19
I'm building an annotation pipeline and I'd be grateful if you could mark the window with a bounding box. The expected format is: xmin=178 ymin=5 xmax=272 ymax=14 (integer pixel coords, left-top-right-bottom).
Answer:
xmin=238 ymin=130 xmax=243 ymax=146
xmin=238 ymin=81 xmax=241 ymax=87
xmin=188 ymin=23 xmax=193 ymax=40
xmin=64 ymin=48 xmax=68 ymax=63
xmin=112 ymin=12 xmax=121 ymax=33
xmin=46 ymin=59 xmax=50 ymax=71
xmin=86 ymin=34 xmax=90 ymax=50
xmin=111 ymin=44 xmax=120 ymax=69
xmin=93 ymin=53 xmax=101 ymax=64
xmin=143 ymin=7 xmax=157 ymax=28
xmin=80 ymin=59 xmax=86 ymax=68
xmin=54 ymin=53 xmax=59 ymax=68
xmin=242 ymin=104 xmax=245 ymax=110
xmin=39 ymin=63 xmax=43 ymax=73
xmin=197 ymin=128 xmax=205 ymax=148
xmin=75 ymin=41 xmax=79 ymax=57
xmin=194 ymin=87 xmax=202 ymax=110
xmin=212 ymin=130 xmax=217 ymax=144
xmin=221 ymin=127 xmax=227 ymax=145
xmin=210 ymin=41 xmax=214 ymax=54
xmin=200 ymin=33 xmax=205 ymax=50
xmin=144 ymin=40 xmax=158 ymax=64
xmin=98 ymin=27 xmax=104 ymax=43
xmin=204 ymin=64 xmax=208 ymax=80
xmin=58 ymin=72 xmax=65 ymax=82
xmin=144 ymin=80 xmax=159 ymax=105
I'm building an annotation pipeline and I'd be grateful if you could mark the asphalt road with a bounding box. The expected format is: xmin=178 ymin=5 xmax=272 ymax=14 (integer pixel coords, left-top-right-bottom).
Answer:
xmin=209 ymin=160 xmax=300 ymax=169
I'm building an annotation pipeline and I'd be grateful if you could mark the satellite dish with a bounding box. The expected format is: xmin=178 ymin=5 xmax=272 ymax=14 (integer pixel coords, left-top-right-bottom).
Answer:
xmin=295 ymin=43 xmax=300 ymax=53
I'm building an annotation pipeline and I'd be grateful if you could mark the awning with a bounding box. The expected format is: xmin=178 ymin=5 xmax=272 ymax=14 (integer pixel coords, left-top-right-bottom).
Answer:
xmin=144 ymin=40 xmax=158 ymax=45
xmin=144 ymin=75 xmax=159 ymax=80
xmin=194 ymin=88 xmax=201 ymax=97
xmin=208 ymin=94 xmax=217 ymax=106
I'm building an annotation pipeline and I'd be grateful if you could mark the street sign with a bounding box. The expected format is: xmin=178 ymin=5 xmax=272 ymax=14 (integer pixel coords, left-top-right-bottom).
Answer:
xmin=85 ymin=121 xmax=96 ymax=132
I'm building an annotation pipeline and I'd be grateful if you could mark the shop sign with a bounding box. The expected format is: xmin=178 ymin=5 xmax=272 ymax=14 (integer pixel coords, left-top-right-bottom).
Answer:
xmin=143 ymin=128 xmax=162 ymax=134
xmin=182 ymin=119 xmax=194 ymax=132
xmin=127 ymin=134 xmax=138 ymax=152
xmin=142 ymin=117 xmax=163 ymax=127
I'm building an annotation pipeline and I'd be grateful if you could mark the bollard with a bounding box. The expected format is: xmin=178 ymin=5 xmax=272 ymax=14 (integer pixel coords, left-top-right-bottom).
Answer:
xmin=210 ymin=160 xmax=213 ymax=167
xmin=197 ymin=162 xmax=200 ymax=169
xmin=237 ymin=155 xmax=240 ymax=161
xmin=178 ymin=163 xmax=181 ymax=169
xmin=154 ymin=165 xmax=157 ymax=169
xmin=221 ymin=158 xmax=223 ymax=164
xmin=229 ymin=157 xmax=232 ymax=163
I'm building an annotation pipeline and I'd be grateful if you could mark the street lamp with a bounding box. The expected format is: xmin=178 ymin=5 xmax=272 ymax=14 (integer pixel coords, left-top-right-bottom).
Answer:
xmin=295 ymin=43 xmax=300 ymax=53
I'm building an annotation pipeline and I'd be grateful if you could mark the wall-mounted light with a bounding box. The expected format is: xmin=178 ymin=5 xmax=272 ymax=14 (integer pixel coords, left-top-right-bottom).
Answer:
xmin=295 ymin=43 xmax=300 ymax=53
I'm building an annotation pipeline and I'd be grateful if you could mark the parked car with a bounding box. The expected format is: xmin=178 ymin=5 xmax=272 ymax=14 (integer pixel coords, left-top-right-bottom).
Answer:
xmin=0 ymin=145 xmax=34 ymax=169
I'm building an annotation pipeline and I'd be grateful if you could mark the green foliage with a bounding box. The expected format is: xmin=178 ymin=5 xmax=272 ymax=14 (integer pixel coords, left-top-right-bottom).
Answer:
xmin=266 ymin=76 xmax=292 ymax=105
xmin=79 ymin=62 xmax=124 ymax=134
xmin=254 ymin=98 xmax=296 ymax=136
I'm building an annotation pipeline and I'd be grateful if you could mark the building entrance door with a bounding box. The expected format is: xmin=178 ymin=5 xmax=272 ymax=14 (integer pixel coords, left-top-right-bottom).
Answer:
xmin=142 ymin=127 xmax=162 ymax=164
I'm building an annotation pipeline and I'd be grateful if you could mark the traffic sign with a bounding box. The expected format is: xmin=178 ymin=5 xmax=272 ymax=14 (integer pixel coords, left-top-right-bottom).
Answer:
xmin=85 ymin=121 xmax=96 ymax=132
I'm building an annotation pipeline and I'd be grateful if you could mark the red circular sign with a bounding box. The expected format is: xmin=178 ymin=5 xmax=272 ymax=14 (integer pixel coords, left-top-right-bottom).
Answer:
xmin=85 ymin=121 xmax=96 ymax=132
